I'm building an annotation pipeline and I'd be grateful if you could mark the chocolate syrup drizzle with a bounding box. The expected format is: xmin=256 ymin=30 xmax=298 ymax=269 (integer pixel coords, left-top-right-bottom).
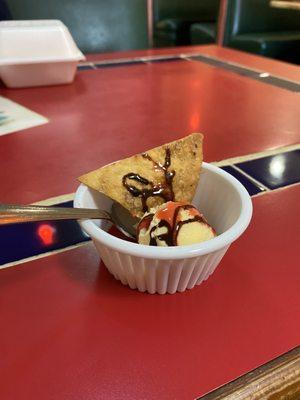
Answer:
xmin=173 ymin=205 xmax=205 ymax=246
xmin=122 ymin=148 xmax=175 ymax=212
xmin=150 ymin=220 xmax=173 ymax=246
xmin=150 ymin=204 xmax=206 ymax=246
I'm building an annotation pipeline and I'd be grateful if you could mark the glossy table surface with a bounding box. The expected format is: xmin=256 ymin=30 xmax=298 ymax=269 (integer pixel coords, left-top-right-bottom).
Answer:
xmin=0 ymin=45 xmax=299 ymax=400
xmin=1 ymin=46 xmax=299 ymax=205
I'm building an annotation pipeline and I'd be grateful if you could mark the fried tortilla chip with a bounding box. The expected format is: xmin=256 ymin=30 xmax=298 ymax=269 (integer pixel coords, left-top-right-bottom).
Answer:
xmin=78 ymin=133 xmax=203 ymax=217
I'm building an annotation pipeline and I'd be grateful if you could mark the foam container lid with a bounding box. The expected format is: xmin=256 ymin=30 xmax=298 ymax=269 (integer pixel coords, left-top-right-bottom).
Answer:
xmin=0 ymin=20 xmax=85 ymax=65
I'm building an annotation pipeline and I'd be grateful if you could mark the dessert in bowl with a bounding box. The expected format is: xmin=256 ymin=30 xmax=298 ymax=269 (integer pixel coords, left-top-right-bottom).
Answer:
xmin=74 ymin=133 xmax=252 ymax=294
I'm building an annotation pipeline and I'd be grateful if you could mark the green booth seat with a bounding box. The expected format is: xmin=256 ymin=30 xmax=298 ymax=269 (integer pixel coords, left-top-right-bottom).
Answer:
xmin=223 ymin=0 xmax=300 ymax=64
xmin=0 ymin=0 xmax=11 ymax=20
xmin=154 ymin=18 xmax=199 ymax=47
xmin=6 ymin=0 xmax=149 ymax=53
xmin=190 ymin=22 xmax=216 ymax=45
xmin=153 ymin=0 xmax=219 ymax=47
xmin=230 ymin=32 xmax=300 ymax=64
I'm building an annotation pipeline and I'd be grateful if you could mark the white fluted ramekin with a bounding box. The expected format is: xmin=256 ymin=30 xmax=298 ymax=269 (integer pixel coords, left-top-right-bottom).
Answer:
xmin=74 ymin=162 xmax=252 ymax=294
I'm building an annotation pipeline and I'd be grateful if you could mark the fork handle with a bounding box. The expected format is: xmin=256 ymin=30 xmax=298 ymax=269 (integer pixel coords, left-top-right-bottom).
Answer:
xmin=0 ymin=204 xmax=111 ymax=225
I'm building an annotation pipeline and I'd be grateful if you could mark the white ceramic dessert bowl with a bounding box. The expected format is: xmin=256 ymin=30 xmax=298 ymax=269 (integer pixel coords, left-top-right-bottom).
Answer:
xmin=74 ymin=162 xmax=252 ymax=294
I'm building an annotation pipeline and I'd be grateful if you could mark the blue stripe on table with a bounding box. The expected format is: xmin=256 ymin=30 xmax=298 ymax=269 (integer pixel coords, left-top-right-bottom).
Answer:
xmin=77 ymin=53 xmax=300 ymax=92
xmin=236 ymin=150 xmax=300 ymax=190
xmin=0 ymin=171 xmax=261 ymax=266
xmin=221 ymin=166 xmax=265 ymax=196
xmin=145 ymin=56 xmax=184 ymax=64
xmin=186 ymin=55 xmax=300 ymax=92
xmin=1 ymin=150 xmax=299 ymax=266
xmin=94 ymin=60 xmax=145 ymax=69
xmin=77 ymin=65 xmax=94 ymax=71
xmin=0 ymin=201 xmax=90 ymax=266
xmin=89 ymin=56 xmax=183 ymax=69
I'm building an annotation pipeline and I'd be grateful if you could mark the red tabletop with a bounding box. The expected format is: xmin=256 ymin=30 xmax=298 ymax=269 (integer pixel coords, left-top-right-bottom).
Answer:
xmin=85 ymin=45 xmax=300 ymax=82
xmin=0 ymin=45 xmax=299 ymax=399
xmin=1 ymin=186 xmax=299 ymax=400
xmin=0 ymin=46 xmax=299 ymax=204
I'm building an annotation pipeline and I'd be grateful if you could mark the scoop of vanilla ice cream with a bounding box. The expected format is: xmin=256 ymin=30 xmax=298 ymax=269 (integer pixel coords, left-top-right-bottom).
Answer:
xmin=137 ymin=201 xmax=216 ymax=246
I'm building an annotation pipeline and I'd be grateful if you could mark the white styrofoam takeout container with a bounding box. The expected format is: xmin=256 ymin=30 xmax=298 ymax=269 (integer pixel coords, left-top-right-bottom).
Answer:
xmin=0 ymin=20 xmax=85 ymax=88
xmin=74 ymin=163 xmax=253 ymax=295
